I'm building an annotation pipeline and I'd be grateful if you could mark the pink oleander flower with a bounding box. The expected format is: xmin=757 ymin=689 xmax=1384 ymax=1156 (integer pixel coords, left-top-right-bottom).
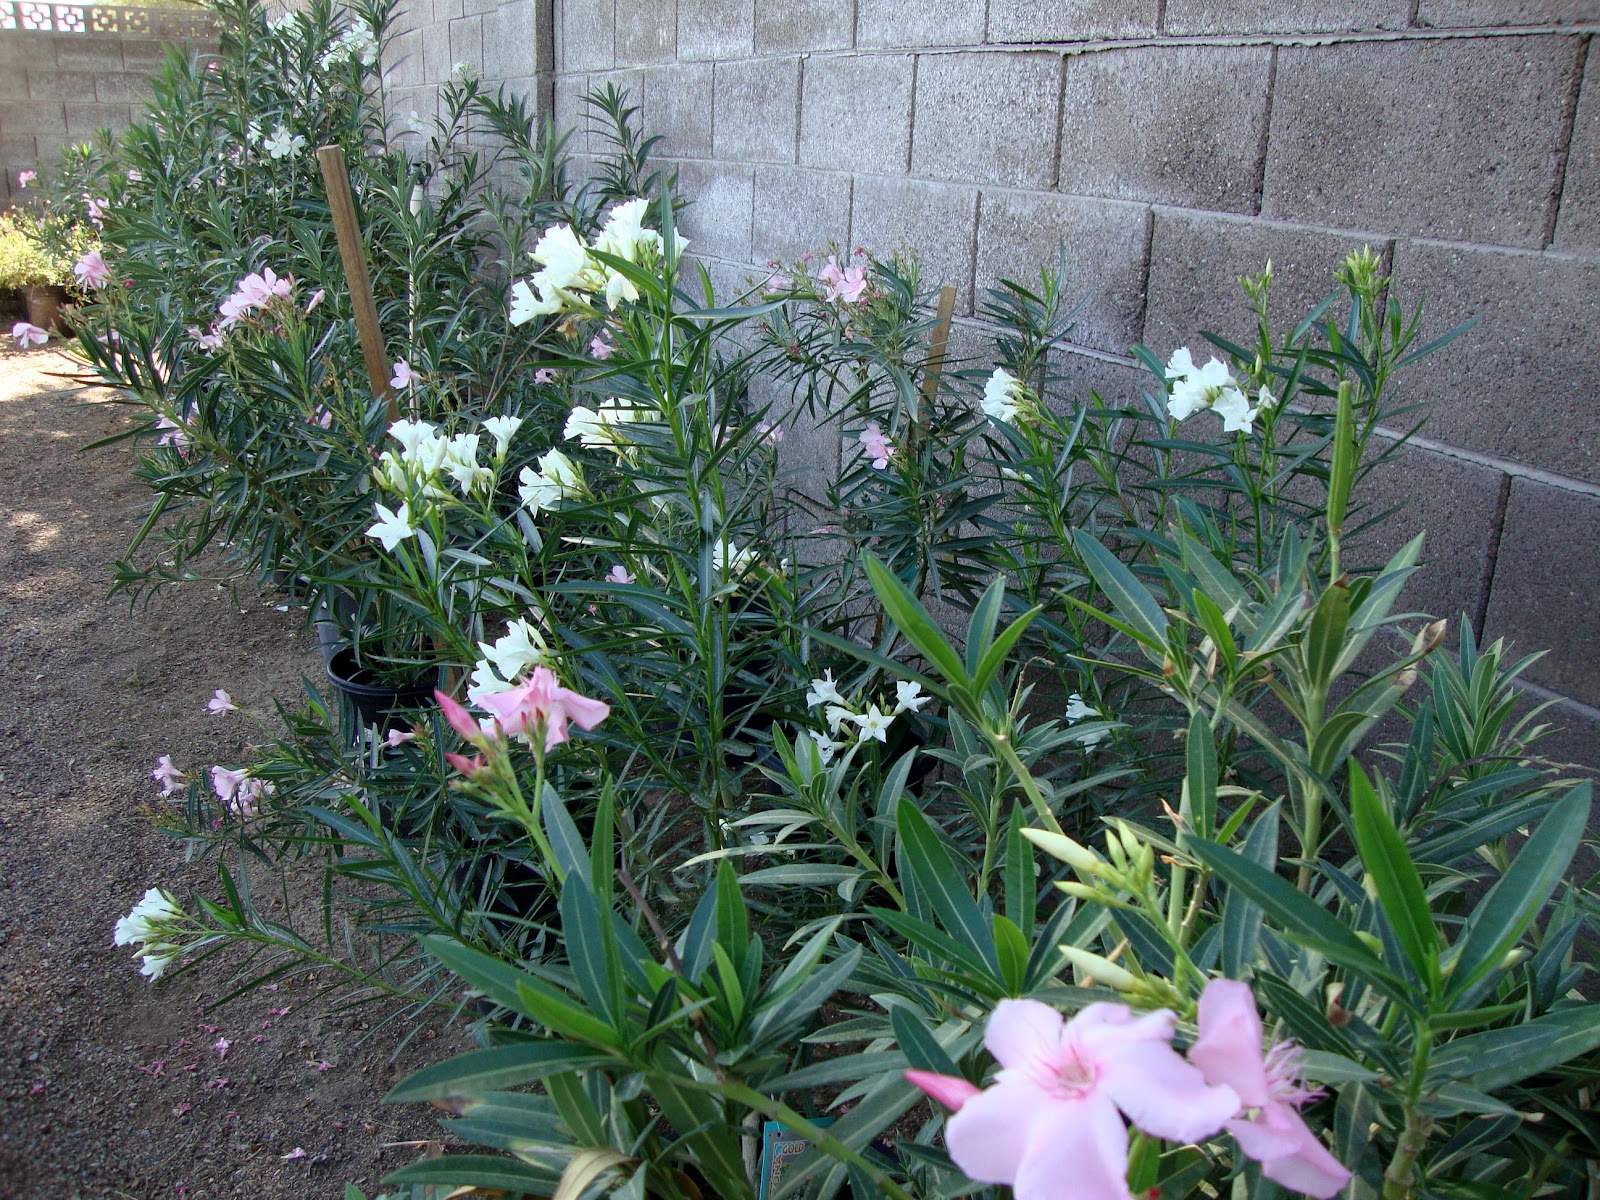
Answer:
xmin=589 ymin=332 xmax=615 ymax=360
xmin=17 ymin=170 xmax=35 ymax=188
xmin=309 ymin=405 xmax=333 ymax=429
xmin=306 ymin=288 xmax=326 ymax=313
xmin=384 ymin=727 xmax=417 ymax=749
xmin=434 ymin=689 xmax=484 ymax=744
xmin=1188 ymin=979 xmax=1351 ymax=1199
xmin=444 ymin=750 xmax=488 ymax=777
xmin=534 ymin=367 xmax=556 ymax=384
xmin=12 ymin=321 xmax=48 ymax=348
xmin=154 ymin=415 xmax=190 ymax=451
xmin=206 ymin=689 xmax=237 ymax=715
xmin=909 ymin=998 xmax=1239 ymax=1200
xmin=152 ymin=755 xmax=184 ymax=797
xmin=757 ymin=420 xmax=784 ymax=446
xmin=859 ymin=422 xmax=892 ymax=469
xmin=817 ymin=255 xmax=869 ymax=304
xmin=85 ymin=196 xmax=108 ymax=226
xmin=73 ymin=249 xmax=112 ymax=289
xmin=474 ymin=666 xmax=611 ymax=752
xmin=606 ymin=564 xmax=635 ymax=585
xmin=188 ymin=325 xmax=225 ymax=353
xmin=390 ymin=358 xmax=420 ymax=389
xmin=210 ymin=766 xmax=245 ymax=805
xmin=213 ymin=1037 xmax=231 ymax=1059
xmin=765 ymin=272 xmax=789 ymax=291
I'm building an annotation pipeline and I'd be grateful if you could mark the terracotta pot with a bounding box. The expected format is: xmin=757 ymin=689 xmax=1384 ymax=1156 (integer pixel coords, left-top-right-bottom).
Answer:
xmin=22 ymin=284 xmax=71 ymax=334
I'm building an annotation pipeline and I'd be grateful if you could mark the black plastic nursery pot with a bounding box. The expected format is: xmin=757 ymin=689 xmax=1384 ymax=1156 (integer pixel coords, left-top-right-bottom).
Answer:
xmin=325 ymin=647 xmax=437 ymax=740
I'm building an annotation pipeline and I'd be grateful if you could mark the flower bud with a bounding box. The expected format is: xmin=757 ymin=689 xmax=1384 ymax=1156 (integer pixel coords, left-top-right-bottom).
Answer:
xmin=1056 ymin=881 xmax=1102 ymax=902
xmin=1022 ymin=828 xmax=1104 ymax=876
xmin=1060 ymin=946 xmax=1139 ymax=992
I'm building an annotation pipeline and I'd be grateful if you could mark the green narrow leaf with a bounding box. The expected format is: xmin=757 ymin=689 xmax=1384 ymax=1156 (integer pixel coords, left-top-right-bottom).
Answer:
xmin=384 ymin=1043 xmax=612 ymax=1103
xmin=1302 ymin=582 xmax=1351 ymax=691
xmin=1447 ymin=783 xmax=1590 ymax=1006
xmin=963 ymin=575 xmax=1007 ymax=678
xmin=1348 ymin=761 xmax=1440 ymax=994
xmin=890 ymin=1006 xmax=961 ymax=1077
xmin=1219 ymin=804 xmax=1279 ymax=980
xmin=1072 ymin=531 xmax=1168 ymax=649
xmin=1185 ymin=709 xmax=1217 ymax=840
xmin=895 ymin=800 xmax=997 ymax=972
xmin=862 ymin=553 xmax=969 ymax=688
xmin=992 ymin=913 xmax=1031 ymax=994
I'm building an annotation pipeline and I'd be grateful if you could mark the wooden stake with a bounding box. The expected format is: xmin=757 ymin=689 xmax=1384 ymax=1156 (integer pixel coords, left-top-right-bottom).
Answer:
xmin=316 ymin=144 xmax=396 ymax=425
xmin=919 ymin=283 xmax=958 ymax=414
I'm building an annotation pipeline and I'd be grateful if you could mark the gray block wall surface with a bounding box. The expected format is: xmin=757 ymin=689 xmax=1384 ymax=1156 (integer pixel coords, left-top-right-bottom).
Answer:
xmin=545 ymin=3 xmax=1600 ymax=767
xmin=0 ymin=30 xmax=210 ymax=203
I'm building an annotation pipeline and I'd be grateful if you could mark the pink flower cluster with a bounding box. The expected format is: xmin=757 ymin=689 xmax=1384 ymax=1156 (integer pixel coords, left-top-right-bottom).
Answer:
xmin=858 ymin=421 xmax=893 ymax=469
xmin=435 ymin=667 xmax=610 ymax=760
xmin=817 ymin=253 xmax=869 ymax=304
xmin=74 ymin=249 xmax=112 ymax=290
xmin=909 ymin=982 xmax=1350 ymax=1200
xmin=217 ymin=267 xmax=292 ymax=328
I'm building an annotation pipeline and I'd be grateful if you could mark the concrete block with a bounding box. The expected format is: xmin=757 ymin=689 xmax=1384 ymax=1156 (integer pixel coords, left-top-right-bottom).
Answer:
xmin=422 ymin=18 xmax=453 ymax=82
xmin=0 ymin=36 xmax=54 ymax=70
xmin=975 ymin=190 xmax=1149 ymax=355
xmin=755 ymin=0 xmax=853 ymax=52
xmin=673 ymin=160 xmax=754 ymax=262
xmin=910 ymin=52 xmax=1061 ymax=190
xmin=856 ymin=0 xmax=984 ymax=47
xmin=644 ymin=62 xmax=713 ymax=158
xmin=1389 ymin=240 xmax=1600 ymax=484
xmin=553 ymin=72 xmax=590 ymax=150
xmin=615 ymin=0 xmax=676 ymax=64
xmin=29 ymin=71 xmax=95 ymax=104
xmin=1058 ymin=45 xmax=1271 ymax=214
xmin=1163 ymin=0 xmax=1407 ymax=33
xmin=560 ymin=0 xmax=614 ymax=71
xmin=1554 ymin=47 xmax=1600 ymax=251
xmin=677 ymin=0 xmax=752 ymax=61
xmin=4 ymin=103 xmax=67 ymax=135
xmin=850 ymin=175 xmax=979 ymax=313
xmin=464 ymin=0 xmax=499 ymax=15
xmin=1484 ymin=479 xmax=1600 ymax=707
xmin=1142 ymin=210 xmax=1376 ymax=357
xmin=1531 ymin=694 xmax=1600 ymax=777
xmin=752 ymin=166 xmax=851 ymax=262
xmin=1343 ymin=439 xmax=1505 ymax=626
xmin=988 ymin=0 xmax=1159 ymax=40
xmin=0 ymin=71 xmax=26 ymax=102
xmin=119 ymin=41 xmax=176 ymax=72
xmin=1416 ymin=0 xmax=1600 ymax=25
xmin=480 ymin=3 xmax=543 ymax=80
xmin=92 ymin=72 xmax=151 ymax=104
xmin=714 ymin=56 xmax=799 ymax=164
xmin=53 ymin=39 xmax=124 ymax=71
xmin=448 ymin=14 xmax=484 ymax=75
xmin=65 ymin=103 xmax=133 ymax=137
xmin=798 ymin=53 xmax=914 ymax=175
xmin=1262 ymin=36 xmax=1581 ymax=249
xmin=1044 ymin=345 xmax=1153 ymax=415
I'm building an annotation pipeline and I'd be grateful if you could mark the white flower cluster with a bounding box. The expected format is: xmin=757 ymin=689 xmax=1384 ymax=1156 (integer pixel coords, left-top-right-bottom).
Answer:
xmin=983 ymin=368 xmax=1026 ymax=424
xmin=319 ymin=21 xmax=380 ymax=69
xmin=801 ymin=671 xmax=930 ymax=763
xmin=261 ymin=122 xmax=306 ymax=160
xmin=1065 ymin=691 xmax=1111 ymax=748
xmin=518 ymin=448 xmax=585 ymax=514
xmin=508 ymin=199 xmax=688 ymax=323
xmin=113 ymin=887 xmax=186 ymax=980
xmin=367 ymin=416 xmax=524 ymax=551
xmin=1164 ymin=348 xmax=1276 ymax=435
xmin=468 ymin=615 xmax=551 ymax=703
xmin=564 ymin=398 xmax=653 ymax=454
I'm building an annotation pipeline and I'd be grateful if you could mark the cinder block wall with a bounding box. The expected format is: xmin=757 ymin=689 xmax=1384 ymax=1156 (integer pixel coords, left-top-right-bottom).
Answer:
xmin=540 ymin=1 xmax=1600 ymax=767
xmin=382 ymin=0 xmax=549 ymax=135
xmin=0 ymin=30 xmax=195 ymax=205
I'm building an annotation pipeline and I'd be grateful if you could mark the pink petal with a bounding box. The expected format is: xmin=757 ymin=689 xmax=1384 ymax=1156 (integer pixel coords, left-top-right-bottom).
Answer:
xmin=554 ymin=686 xmax=610 ymax=732
xmin=1012 ymin=1092 xmax=1135 ymax=1200
xmin=1229 ymin=1103 xmax=1351 ymax=1199
xmin=1095 ymin=1035 xmax=1239 ymax=1144
xmin=905 ymin=1070 xmax=980 ymax=1112
xmin=1189 ymin=978 xmax=1273 ymax=1107
xmin=983 ymin=998 xmax=1064 ymax=1071
xmin=944 ymin=1078 xmax=1045 ymax=1186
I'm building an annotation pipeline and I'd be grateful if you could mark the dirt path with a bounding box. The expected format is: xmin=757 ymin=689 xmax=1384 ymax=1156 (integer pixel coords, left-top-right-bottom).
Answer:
xmin=0 ymin=347 xmax=461 ymax=1198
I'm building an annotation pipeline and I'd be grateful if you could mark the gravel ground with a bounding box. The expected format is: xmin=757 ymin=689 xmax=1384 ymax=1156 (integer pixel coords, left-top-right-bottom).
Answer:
xmin=0 ymin=345 xmax=465 ymax=1198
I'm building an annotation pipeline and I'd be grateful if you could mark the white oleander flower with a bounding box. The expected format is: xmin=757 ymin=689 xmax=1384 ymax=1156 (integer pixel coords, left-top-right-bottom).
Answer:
xmin=1065 ymin=692 xmax=1110 ymax=748
xmin=894 ymin=680 xmax=929 ymax=714
xmin=261 ymin=122 xmax=305 ymax=160
xmin=114 ymin=887 xmax=184 ymax=948
xmin=852 ymin=703 xmax=894 ymax=743
xmin=477 ymin=616 xmax=550 ymax=681
xmin=808 ymin=729 xmax=844 ymax=765
xmin=481 ymin=415 xmax=523 ymax=458
xmin=983 ymin=367 xmax=1022 ymax=423
xmin=806 ymin=671 xmax=845 ymax=709
xmin=367 ymin=501 xmax=416 ymax=551
xmin=466 ymin=660 xmax=517 ymax=705
xmin=824 ymin=704 xmax=855 ymax=735
xmin=713 ymin=539 xmax=757 ymax=576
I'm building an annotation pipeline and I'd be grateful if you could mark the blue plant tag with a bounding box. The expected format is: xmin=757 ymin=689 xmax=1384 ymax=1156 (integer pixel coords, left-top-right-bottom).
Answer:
xmin=758 ymin=1117 xmax=836 ymax=1200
